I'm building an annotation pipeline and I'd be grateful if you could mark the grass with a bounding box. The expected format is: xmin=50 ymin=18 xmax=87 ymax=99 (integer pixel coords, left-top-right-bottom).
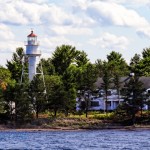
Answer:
xmin=20 ymin=110 xmax=150 ymax=130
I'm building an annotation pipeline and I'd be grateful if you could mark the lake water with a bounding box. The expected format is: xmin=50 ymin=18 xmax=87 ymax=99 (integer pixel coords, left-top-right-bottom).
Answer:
xmin=0 ymin=129 xmax=150 ymax=149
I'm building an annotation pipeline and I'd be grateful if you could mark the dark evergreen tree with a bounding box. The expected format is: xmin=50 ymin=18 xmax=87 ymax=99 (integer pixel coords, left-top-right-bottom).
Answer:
xmin=123 ymin=75 xmax=144 ymax=124
xmin=129 ymin=53 xmax=142 ymax=76
xmin=29 ymin=75 xmax=46 ymax=118
xmin=95 ymin=59 xmax=104 ymax=77
xmin=101 ymin=61 xmax=112 ymax=113
xmin=6 ymin=47 xmax=25 ymax=83
xmin=51 ymin=45 xmax=79 ymax=75
xmin=140 ymin=48 xmax=150 ymax=76
xmin=45 ymin=75 xmax=65 ymax=116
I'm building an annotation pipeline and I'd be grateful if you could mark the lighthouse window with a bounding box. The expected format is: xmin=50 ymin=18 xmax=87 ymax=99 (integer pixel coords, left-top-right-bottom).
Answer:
xmin=28 ymin=37 xmax=35 ymax=41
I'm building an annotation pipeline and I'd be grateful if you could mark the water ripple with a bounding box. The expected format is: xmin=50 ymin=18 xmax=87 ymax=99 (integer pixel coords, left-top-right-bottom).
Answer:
xmin=0 ymin=130 xmax=150 ymax=149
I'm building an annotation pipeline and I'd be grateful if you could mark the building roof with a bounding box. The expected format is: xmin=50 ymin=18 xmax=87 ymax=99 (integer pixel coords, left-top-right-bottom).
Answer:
xmin=94 ymin=77 xmax=150 ymax=89
xmin=27 ymin=30 xmax=37 ymax=37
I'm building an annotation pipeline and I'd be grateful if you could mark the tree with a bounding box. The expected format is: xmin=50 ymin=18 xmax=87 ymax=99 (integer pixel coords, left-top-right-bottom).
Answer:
xmin=14 ymin=83 xmax=33 ymax=123
xmin=62 ymin=65 xmax=77 ymax=116
xmin=101 ymin=61 xmax=112 ymax=113
xmin=106 ymin=51 xmax=129 ymax=99
xmin=140 ymin=48 xmax=150 ymax=76
xmin=51 ymin=45 xmax=92 ymax=116
xmin=0 ymin=66 xmax=15 ymax=116
xmin=129 ymin=53 xmax=142 ymax=76
xmin=95 ymin=59 xmax=104 ymax=77
xmin=6 ymin=47 xmax=25 ymax=83
xmin=75 ymin=50 xmax=89 ymax=67
xmin=107 ymin=51 xmax=129 ymax=76
xmin=0 ymin=66 xmax=14 ymax=91
xmin=39 ymin=58 xmax=55 ymax=75
xmin=45 ymin=75 xmax=65 ymax=117
xmin=75 ymin=62 xmax=98 ymax=117
xmin=29 ymin=75 xmax=46 ymax=118
xmin=3 ymin=82 xmax=33 ymax=124
xmin=51 ymin=45 xmax=79 ymax=75
xmin=123 ymin=75 xmax=144 ymax=125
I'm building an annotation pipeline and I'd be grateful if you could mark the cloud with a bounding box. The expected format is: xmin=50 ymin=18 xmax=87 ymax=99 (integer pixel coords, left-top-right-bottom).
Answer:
xmin=50 ymin=26 xmax=93 ymax=36
xmin=91 ymin=0 xmax=150 ymax=5
xmin=40 ymin=36 xmax=78 ymax=52
xmin=0 ymin=1 xmax=28 ymax=25
xmin=0 ymin=24 xmax=21 ymax=53
xmin=89 ymin=32 xmax=129 ymax=50
xmin=0 ymin=1 xmax=75 ymax=26
xmin=0 ymin=24 xmax=14 ymax=40
xmin=137 ymin=27 xmax=150 ymax=38
xmin=86 ymin=1 xmax=149 ymax=28
xmin=22 ymin=0 xmax=49 ymax=4
xmin=0 ymin=41 xmax=22 ymax=53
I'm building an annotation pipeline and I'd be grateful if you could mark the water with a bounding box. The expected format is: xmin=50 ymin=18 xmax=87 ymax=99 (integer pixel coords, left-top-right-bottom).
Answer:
xmin=0 ymin=129 xmax=150 ymax=149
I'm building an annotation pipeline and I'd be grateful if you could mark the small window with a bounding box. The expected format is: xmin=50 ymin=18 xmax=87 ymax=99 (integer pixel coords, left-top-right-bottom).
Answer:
xmin=91 ymin=101 xmax=99 ymax=107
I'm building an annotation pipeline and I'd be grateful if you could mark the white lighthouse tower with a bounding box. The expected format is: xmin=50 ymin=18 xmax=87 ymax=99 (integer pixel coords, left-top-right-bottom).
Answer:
xmin=26 ymin=30 xmax=41 ymax=81
xmin=21 ymin=30 xmax=44 ymax=83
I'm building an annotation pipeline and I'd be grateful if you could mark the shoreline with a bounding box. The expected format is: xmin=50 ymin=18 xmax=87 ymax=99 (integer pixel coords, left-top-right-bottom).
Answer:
xmin=0 ymin=124 xmax=150 ymax=132
xmin=0 ymin=117 xmax=150 ymax=132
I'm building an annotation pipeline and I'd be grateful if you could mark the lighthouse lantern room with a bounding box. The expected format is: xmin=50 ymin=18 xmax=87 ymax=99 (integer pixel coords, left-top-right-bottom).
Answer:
xmin=26 ymin=30 xmax=40 ymax=56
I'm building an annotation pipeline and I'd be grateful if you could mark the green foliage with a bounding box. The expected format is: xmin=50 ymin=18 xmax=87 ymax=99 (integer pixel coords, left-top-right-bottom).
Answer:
xmin=95 ymin=59 xmax=104 ymax=77
xmin=75 ymin=50 xmax=89 ymax=67
xmin=82 ymin=63 xmax=98 ymax=90
xmin=51 ymin=45 xmax=79 ymax=75
xmin=2 ymin=44 xmax=150 ymax=125
xmin=0 ymin=66 xmax=16 ymax=113
xmin=129 ymin=53 xmax=142 ymax=76
xmin=139 ymin=47 xmax=150 ymax=76
xmin=101 ymin=61 xmax=112 ymax=112
xmin=105 ymin=51 xmax=129 ymax=100
xmin=29 ymin=75 xmax=47 ymax=118
xmin=120 ymin=75 xmax=145 ymax=124
xmin=6 ymin=47 xmax=25 ymax=82
xmin=107 ymin=51 xmax=129 ymax=76
xmin=3 ymin=83 xmax=33 ymax=123
xmin=39 ymin=58 xmax=55 ymax=75
xmin=45 ymin=75 xmax=66 ymax=116
xmin=14 ymin=83 xmax=33 ymax=123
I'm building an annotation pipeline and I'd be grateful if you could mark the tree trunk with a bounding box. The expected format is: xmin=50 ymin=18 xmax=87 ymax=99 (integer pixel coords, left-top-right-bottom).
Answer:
xmin=65 ymin=109 xmax=69 ymax=117
xmin=36 ymin=109 xmax=39 ymax=119
xmin=105 ymin=95 xmax=108 ymax=113
xmin=54 ymin=108 xmax=57 ymax=117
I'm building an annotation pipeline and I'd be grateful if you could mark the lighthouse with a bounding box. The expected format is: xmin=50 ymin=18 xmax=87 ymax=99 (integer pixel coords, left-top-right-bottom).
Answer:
xmin=21 ymin=30 xmax=44 ymax=83
xmin=25 ymin=30 xmax=41 ymax=81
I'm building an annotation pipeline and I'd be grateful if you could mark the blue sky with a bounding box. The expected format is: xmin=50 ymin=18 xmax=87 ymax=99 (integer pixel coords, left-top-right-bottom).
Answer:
xmin=1 ymin=0 xmax=150 ymax=66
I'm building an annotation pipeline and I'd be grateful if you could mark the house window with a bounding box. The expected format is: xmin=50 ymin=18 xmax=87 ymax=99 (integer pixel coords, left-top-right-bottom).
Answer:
xmin=91 ymin=101 xmax=99 ymax=107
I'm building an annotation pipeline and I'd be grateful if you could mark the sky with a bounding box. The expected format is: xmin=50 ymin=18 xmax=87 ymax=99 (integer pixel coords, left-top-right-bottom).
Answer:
xmin=1 ymin=0 xmax=150 ymax=66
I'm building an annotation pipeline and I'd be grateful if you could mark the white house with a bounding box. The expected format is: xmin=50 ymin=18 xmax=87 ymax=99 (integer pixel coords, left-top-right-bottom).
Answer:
xmin=76 ymin=89 xmax=124 ymax=111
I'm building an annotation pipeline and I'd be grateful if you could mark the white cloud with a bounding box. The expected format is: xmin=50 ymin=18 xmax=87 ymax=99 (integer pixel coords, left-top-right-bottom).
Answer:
xmin=78 ymin=1 xmax=150 ymax=39
xmin=72 ymin=0 xmax=89 ymax=10
xmin=0 ymin=24 xmax=14 ymax=40
xmin=92 ymin=0 xmax=150 ymax=5
xmin=0 ymin=1 xmax=75 ymax=26
xmin=50 ymin=26 xmax=93 ymax=36
xmin=22 ymin=0 xmax=49 ymax=4
xmin=0 ymin=41 xmax=22 ymax=53
xmin=86 ymin=1 xmax=149 ymax=28
xmin=89 ymin=32 xmax=129 ymax=50
xmin=0 ymin=0 xmax=150 ymax=66
xmin=40 ymin=36 xmax=77 ymax=52
xmin=0 ymin=1 xmax=28 ymax=25
xmin=137 ymin=27 xmax=150 ymax=38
